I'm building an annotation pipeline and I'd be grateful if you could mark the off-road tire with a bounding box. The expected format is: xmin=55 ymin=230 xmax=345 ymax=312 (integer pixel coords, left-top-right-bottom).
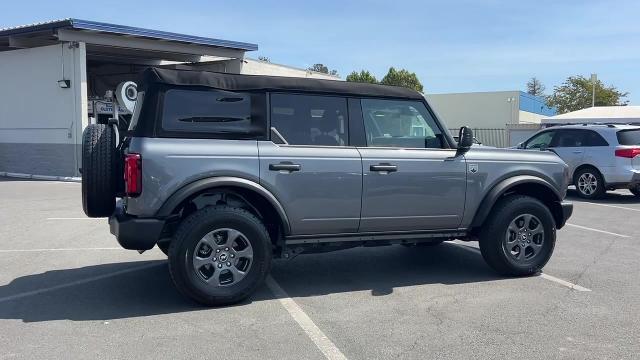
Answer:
xmin=81 ymin=124 xmax=117 ymax=217
xmin=479 ymin=195 xmax=556 ymax=276
xmin=168 ymin=206 xmax=272 ymax=306
xmin=574 ymin=167 xmax=605 ymax=199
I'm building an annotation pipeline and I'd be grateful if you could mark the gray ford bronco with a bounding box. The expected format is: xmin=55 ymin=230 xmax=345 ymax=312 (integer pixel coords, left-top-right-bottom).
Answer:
xmin=81 ymin=68 xmax=573 ymax=306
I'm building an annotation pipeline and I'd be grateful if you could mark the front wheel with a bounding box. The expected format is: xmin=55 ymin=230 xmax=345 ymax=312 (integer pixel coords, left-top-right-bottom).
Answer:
xmin=168 ymin=206 xmax=272 ymax=306
xmin=479 ymin=195 xmax=556 ymax=276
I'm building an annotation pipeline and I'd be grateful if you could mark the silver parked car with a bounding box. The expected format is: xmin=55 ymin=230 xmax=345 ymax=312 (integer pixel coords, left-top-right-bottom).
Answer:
xmin=517 ymin=124 xmax=640 ymax=199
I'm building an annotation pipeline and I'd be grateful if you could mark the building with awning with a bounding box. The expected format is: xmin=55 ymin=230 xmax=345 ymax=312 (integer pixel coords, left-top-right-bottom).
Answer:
xmin=0 ymin=19 xmax=338 ymax=178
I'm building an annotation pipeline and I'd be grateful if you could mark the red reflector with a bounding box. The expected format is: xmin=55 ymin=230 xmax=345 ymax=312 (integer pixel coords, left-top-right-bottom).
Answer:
xmin=124 ymin=153 xmax=142 ymax=196
xmin=615 ymin=147 xmax=640 ymax=158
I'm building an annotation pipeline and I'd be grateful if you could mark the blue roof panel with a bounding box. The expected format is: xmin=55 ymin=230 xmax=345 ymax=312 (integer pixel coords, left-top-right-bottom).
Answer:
xmin=0 ymin=18 xmax=258 ymax=51
xmin=519 ymin=91 xmax=556 ymax=116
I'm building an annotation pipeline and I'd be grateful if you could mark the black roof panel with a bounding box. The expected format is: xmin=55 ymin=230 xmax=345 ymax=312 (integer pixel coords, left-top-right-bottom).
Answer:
xmin=141 ymin=67 xmax=424 ymax=99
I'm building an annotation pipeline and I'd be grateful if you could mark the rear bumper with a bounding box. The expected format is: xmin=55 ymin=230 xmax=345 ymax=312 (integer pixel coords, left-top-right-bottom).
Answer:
xmin=557 ymin=201 xmax=573 ymax=229
xmin=109 ymin=202 xmax=165 ymax=251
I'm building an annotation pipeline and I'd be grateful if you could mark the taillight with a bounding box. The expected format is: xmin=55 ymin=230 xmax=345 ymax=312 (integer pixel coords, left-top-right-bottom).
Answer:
xmin=124 ymin=153 xmax=142 ymax=196
xmin=615 ymin=147 xmax=640 ymax=158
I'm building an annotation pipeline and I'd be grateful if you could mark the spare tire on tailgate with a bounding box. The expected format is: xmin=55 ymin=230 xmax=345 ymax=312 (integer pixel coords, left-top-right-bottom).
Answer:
xmin=82 ymin=124 xmax=118 ymax=217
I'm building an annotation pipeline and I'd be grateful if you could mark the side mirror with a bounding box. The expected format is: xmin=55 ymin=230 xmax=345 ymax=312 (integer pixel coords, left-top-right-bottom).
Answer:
xmin=517 ymin=142 xmax=524 ymax=149
xmin=457 ymin=126 xmax=473 ymax=152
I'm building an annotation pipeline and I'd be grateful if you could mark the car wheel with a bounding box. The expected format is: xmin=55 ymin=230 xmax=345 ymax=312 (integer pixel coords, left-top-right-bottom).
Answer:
xmin=168 ymin=206 xmax=272 ymax=306
xmin=630 ymin=185 xmax=640 ymax=198
xmin=574 ymin=167 xmax=605 ymax=199
xmin=479 ymin=195 xmax=556 ymax=276
xmin=81 ymin=124 xmax=118 ymax=217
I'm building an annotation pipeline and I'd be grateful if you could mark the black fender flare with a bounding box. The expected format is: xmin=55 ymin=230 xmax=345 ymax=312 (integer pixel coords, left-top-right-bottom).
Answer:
xmin=470 ymin=175 xmax=562 ymax=228
xmin=156 ymin=176 xmax=291 ymax=235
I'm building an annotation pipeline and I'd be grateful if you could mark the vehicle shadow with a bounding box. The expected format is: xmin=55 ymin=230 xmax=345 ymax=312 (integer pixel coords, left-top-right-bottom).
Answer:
xmin=0 ymin=243 xmax=504 ymax=322
xmin=566 ymin=188 xmax=639 ymax=204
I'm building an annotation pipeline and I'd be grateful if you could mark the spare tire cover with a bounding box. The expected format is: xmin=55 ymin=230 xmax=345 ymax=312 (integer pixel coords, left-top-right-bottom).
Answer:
xmin=82 ymin=124 xmax=117 ymax=217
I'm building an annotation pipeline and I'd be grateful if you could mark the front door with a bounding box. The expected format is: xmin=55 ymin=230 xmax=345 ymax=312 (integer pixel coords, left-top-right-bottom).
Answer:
xmin=357 ymin=98 xmax=466 ymax=232
xmin=259 ymin=93 xmax=362 ymax=235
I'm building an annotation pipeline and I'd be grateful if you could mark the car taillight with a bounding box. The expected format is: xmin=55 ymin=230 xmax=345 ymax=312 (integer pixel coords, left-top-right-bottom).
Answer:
xmin=124 ymin=153 xmax=142 ymax=197
xmin=615 ymin=147 xmax=640 ymax=158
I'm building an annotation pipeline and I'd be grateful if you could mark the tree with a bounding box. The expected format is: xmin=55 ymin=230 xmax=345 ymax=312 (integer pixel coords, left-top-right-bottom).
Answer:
xmin=380 ymin=67 xmax=424 ymax=92
xmin=546 ymin=75 xmax=629 ymax=113
xmin=257 ymin=56 xmax=271 ymax=63
xmin=526 ymin=77 xmax=545 ymax=96
xmin=308 ymin=63 xmax=339 ymax=77
xmin=346 ymin=70 xmax=378 ymax=84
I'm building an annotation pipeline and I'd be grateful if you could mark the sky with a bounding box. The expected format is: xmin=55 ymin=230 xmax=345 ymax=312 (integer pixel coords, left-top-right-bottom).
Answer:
xmin=2 ymin=0 xmax=639 ymax=103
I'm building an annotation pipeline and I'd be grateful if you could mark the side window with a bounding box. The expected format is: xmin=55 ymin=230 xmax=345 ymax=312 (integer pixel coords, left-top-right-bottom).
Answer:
xmin=584 ymin=130 xmax=609 ymax=146
xmin=162 ymin=89 xmax=251 ymax=134
xmin=554 ymin=130 xmax=585 ymax=147
xmin=525 ymin=131 xmax=555 ymax=149
xmin=270 ymin=94 xmax=348 ymax=146
xmin=360 ymin=99 xmax=444 ymax=149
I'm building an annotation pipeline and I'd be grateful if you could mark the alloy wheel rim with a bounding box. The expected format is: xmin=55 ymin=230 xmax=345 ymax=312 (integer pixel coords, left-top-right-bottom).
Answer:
xmin=578 ymin=173 xmax=598 ymax=195
xmin=504 ymin=213 xmax=545 ymax=263
xmin=192 ymin=228 xmax=253 ymax=287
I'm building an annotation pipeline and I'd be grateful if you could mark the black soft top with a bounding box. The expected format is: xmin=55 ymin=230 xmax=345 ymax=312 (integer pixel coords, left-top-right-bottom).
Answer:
xmin=140 ymin=67 xmax=424 ymax=100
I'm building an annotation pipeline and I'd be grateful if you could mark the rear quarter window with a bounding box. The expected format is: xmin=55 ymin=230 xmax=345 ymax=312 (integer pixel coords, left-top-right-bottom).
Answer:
xmin=161 ymin=89 xmax=251 ymax=134
xmin=616 ymin=129 xmax=640 ymax=145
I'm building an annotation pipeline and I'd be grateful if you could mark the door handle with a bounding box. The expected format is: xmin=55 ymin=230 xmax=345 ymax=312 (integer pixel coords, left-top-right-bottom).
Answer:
xmin=370 ymin=164 xmax=397 ymax=173
xmin=572 ymin=150 xmax=583 ymax=154
xmin=269 ymin=162 xmax=301 ymax=172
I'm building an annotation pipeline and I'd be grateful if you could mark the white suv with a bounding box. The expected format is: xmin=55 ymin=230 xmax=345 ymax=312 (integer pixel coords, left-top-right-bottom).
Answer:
xmin=518 ymin=124 xmax=640 ymax=199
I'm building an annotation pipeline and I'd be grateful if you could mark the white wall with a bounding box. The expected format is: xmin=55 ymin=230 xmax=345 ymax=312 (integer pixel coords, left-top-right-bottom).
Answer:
xmin=427 ymin=91 xmax=520 ymax=129
xmin=241 ymin=59 xmax=341 ymax=80
xmin=518 ymin=110 xmax=545 ymax=124
xmin=0 ymin=43 xmax=87 ymax=176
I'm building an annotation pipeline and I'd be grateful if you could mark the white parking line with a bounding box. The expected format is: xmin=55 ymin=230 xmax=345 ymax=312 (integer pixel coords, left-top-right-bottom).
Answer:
xmin=539 ymin=273 xmax=591 ymax=292
xmin=0 ymin=247 xmax=122 ymax=253
xmin=565 ymin=223 xmax=630 ymax=238
xmin=576 ymin=201 xmax=640 ymax=213
xmin=265 ymin=276 xmax=347 ymax=360
xmin=453 ymin=244 xmax=592 ymax=292
xmin=0 ymin=262 xmax=162 ymax=304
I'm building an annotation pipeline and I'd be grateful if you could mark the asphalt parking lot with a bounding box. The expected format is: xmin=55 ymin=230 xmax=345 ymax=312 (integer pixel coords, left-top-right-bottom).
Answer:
xmin=0 ymin=177 xmax=639 ymax=359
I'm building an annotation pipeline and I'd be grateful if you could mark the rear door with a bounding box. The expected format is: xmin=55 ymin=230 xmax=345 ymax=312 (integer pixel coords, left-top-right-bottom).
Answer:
xmin=258 ymin=93 xmax=362 ymax=235
xmin=550 ymin=129 xmax=587 ymax=176
xmin=356 ymin=98 xmax=466 ymax=232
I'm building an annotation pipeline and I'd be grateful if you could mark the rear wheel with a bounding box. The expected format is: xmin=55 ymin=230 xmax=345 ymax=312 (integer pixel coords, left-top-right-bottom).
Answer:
xmin=630 ymin=185 xmax=640 ymax=198
xmin=574 ymin=167 xmax=605 ymax=199
xmin=479 ymin=195 xmax=556 ymax=276
xmin=168 ymin=206 xmax=272 ymax=306
xmin=81 ymin=124 xmax=118 ymax=217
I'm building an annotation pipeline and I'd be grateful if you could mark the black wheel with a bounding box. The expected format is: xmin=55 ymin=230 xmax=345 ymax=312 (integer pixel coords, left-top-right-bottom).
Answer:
xmin=630 ymin=185 xmax=640 ymax=198
xmin=168 ymin=206 xmax=272 ymax=306
xmin=81 ymin=124 xmax=117 ymax=217
xmin=479 ymin=195 xmax=556 ymax=276
xmin=574 ymin=167 xmax=605 ymax=199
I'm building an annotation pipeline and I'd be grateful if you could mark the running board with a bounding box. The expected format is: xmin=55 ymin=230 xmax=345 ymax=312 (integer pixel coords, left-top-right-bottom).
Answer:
xmin=285 ymin=229 xmax=468 ymax=245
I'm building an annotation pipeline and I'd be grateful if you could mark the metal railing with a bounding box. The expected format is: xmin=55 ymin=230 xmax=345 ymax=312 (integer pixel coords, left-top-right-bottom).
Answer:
xmin=450 ymin=128 xmax=508 ymax=148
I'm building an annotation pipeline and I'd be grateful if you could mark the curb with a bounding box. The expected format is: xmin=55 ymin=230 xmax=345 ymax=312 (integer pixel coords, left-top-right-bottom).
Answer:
xmin=0 ymin=171 xmax=81 ymax=183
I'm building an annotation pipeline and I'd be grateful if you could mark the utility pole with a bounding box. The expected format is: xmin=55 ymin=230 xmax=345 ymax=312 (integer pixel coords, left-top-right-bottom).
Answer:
xmin=591 ymin=73 xmax=597 ymax=107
